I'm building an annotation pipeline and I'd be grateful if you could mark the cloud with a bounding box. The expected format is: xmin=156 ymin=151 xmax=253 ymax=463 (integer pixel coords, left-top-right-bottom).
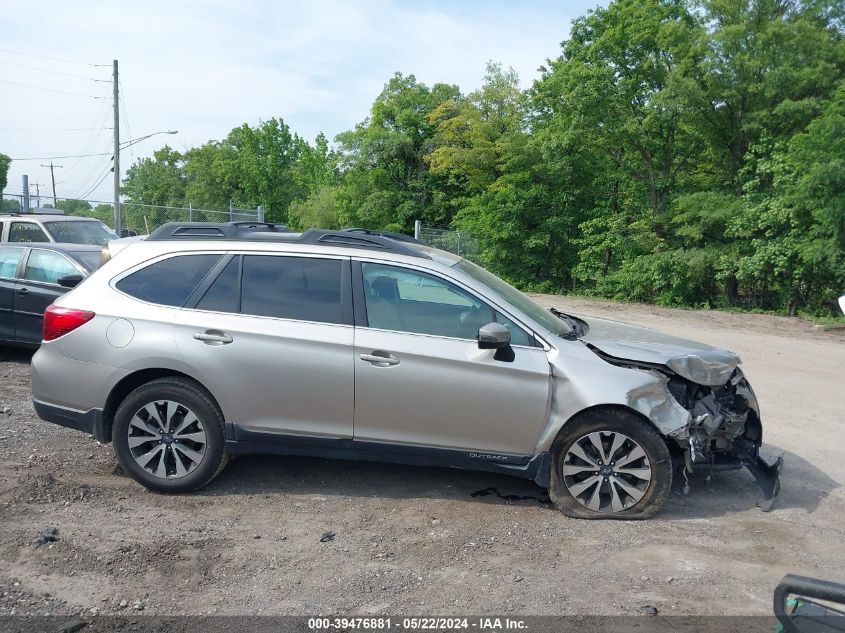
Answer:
xmin=0 ymin=0 xmax=591 ymax=202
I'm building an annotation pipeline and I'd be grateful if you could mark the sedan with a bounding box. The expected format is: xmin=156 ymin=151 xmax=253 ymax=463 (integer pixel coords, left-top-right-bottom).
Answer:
xmin=0 ymin=243 xmax=100 ymax=346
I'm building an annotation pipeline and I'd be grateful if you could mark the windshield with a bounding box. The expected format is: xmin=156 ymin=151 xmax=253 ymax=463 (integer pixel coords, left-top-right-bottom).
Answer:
xmin=454 ymin=259 xmax=572 ymax=338
xmin=71 ymin=251 xmax=100 ymax=272
xmin=45 ymin=221 xmax=117 ymax=246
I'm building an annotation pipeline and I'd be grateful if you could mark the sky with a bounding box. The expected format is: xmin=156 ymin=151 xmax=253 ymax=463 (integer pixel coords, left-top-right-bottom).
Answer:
xmin=0 ymin=0 xmax=599 ymax=205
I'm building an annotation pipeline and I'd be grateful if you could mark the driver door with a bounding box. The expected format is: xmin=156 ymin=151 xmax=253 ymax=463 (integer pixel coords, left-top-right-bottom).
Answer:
xmin=352 ymin=261 xmax=551 ymax=456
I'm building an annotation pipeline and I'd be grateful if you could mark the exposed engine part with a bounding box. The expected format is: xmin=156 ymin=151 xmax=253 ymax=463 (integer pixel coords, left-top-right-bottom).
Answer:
xmin=586 ymin=344 xmax=781 ymax=510
xmin=671 ymin=371 xmax=782 ymax=510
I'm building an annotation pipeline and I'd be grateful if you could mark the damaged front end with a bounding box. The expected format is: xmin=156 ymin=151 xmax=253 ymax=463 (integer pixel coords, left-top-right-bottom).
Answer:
xmin=665 ymin=367 xmax=782 ymax=511
xmin=590 ymin=346 xmax=782 ymax=511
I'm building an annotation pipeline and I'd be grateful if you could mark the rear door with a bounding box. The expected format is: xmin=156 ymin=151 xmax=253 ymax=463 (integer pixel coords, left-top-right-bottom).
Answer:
xmin=173 ymin=253 xmax=355 ymax=440
xmin=0 ymin=246 xmax=25 ymax=342
xmin=14 ymin=248 xmax=80 ymax=344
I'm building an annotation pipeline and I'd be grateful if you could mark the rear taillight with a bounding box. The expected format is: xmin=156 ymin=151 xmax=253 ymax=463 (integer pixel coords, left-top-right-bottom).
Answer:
xmin=43 ymin=306 xmax=95 ymax=341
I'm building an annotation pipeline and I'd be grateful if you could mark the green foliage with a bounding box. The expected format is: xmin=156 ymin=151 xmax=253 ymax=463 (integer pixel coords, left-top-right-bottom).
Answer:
xmin=56 ymin=198 xmax=93 ymax=215
xmin=288 ymin=186 xmax=341 ymax=230
xmin=119 ymin=0 xmax=845 ymax=315
xmin=334 ymin=73 xmax=461 ymax=232
xmin=123 ymin=119 xmax=335 ymax=224
xmin=0 ymin=153 xmax=10 ymax=194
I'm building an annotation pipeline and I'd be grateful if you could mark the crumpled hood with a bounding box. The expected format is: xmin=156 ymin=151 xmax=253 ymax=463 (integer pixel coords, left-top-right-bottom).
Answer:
xmin=577 ymin=314 xmax=740 ymax=386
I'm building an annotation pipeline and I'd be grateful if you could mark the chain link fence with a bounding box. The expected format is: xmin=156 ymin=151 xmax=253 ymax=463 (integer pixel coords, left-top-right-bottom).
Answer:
xmin=116 ymin=202 xmax=262 ymax=235
xmin=417 ymin=226 xmax=479 ymax=262
xmin=1 ymin=194 xmax=262 ymax=235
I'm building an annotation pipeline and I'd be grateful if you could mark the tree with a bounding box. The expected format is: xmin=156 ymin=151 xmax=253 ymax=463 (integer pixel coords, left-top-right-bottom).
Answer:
xmin=335 ymin=73 xmax=461 ymax=232
xmin=56 ymin=199 xmax=93 ymax=216
xmin=122 ymin=146 xmax=187 ymax=207
xmin=288 ymin=186 xmax=341 ymax=230
xmin=0 ymin=153 xmax=10 ymax=199
xmin=123 ymin=119 xmax=328 ymax=224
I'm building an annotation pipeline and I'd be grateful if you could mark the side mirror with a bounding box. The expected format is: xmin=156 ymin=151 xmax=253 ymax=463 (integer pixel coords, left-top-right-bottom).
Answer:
xmin=57 ymin=274 xmax=83 ymax=289
xmin=839 ymin=295 xmax=845 ymax=316
xmin=478 ymin=322 xmax=511 ymax=349
xmin=478 ymin=322 xmax=515 ymax=363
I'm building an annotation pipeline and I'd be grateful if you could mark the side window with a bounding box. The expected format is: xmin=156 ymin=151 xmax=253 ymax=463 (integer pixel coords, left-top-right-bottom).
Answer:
xmin=9 ymin=222 xmax=49 ymax=243
xmin=116 ymin=254 xmax=221 ymax=306
xmin=240 ymin=255 xmax=343 ymax=324
xmin=0 ymin=247 xmax=23 ymax=279
xmin=494 ymin=312 xmax=533 ymax=347
xmin=361 ymin=262 xmax=531 ymax=344
xmin=23 ymin=250 xmax=78 ymax=284
xmin=195 ymin=257 xmax=240 ymax=313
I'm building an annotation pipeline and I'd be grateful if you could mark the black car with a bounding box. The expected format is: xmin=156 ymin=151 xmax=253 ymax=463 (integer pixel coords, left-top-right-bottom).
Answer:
xmin=0 ymin=243 xmax=100 ymax=346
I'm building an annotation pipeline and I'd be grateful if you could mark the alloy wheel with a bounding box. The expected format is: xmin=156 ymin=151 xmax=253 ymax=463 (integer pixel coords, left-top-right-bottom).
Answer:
xmin=562 ymin=430 xmax=652 ymax=513
xmin=126 ymin=400 xmax=207 ymax=479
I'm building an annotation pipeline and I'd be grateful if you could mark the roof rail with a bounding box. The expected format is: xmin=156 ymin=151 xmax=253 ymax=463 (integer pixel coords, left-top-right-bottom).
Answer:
xmin=146 ymin=222 xmax=429 ymax=259
xmin=342 ymin=227 xmax=423 ymax=244
xmin=148 ymin=222 xmax=290 ymax=240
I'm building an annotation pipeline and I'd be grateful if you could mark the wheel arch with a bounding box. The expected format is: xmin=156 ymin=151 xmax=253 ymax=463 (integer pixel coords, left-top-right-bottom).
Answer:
xmin=534 ymin=403 xmax=676 ymax=488
xmin=101 ymin=369 xmax=224 ymax=444
xmin=549 ymin=404 xmax=663 ymax=454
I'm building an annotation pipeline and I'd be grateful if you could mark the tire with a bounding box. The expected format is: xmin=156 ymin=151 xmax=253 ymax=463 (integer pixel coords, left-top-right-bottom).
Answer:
xmin=549 ymin=408 xmax=672 ymax=520
xmin=113 ymin=377 xmax=229 ymax=493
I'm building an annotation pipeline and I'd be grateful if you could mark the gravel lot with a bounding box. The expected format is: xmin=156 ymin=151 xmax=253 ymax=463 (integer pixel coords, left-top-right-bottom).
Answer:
xmin=1 ymin=297 xmax=843 ymax=617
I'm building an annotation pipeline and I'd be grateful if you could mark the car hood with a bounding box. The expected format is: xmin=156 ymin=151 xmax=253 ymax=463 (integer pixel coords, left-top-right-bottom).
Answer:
xmin=576 ymin=314 xmax=740 ymax=386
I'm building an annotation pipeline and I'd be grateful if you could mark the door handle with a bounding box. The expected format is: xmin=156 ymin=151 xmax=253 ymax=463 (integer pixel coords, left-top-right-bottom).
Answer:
xmin=16 ymin=287 xmax=29 ymax=296
xmin=193 ymin=330 xmax=233 ymax=345
xmin=359 ymin=351 xmax=400 ymax=367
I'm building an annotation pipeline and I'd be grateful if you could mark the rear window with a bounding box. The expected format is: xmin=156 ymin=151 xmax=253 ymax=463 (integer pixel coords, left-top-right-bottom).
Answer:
xmin=196 ymin=257 xmax=240 ymax=313
xmin=240 ymin=255 xmax=343 ymax=324
xmin=116 ymin=254 xmax=221 ymax=306
xmin=71 ymin=251 xmax=101 ymax=272
xmin=44 ymin=220 xmax=117 ymax=246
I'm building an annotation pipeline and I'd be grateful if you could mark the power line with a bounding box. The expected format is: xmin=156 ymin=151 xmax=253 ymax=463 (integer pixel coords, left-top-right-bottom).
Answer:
xmin=0 ymin=79 xmax=103 ymax=98
xmin=60 ymin=96 xmax=113 ymax=178
xmin=0 ymin=47 xmax=102 ymax=67
xmin=79 ymin=163 xmax=114 ymax=199
xmin=9 ymin=152 xmax=112 ymax=160
xmin=0 ymin=59 xmax=106 ymax=81
xmin=119 ymin=79 xmax=135 ymax=164
xmin=0 ymin=127 xmax=109 ymax=132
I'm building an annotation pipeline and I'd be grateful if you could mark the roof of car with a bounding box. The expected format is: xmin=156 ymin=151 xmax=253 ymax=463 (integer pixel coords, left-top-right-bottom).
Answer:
xmin=0 ymin=242 xmax=102 ymax=253
xmin=0 ymin=214 xmax=104 ymax=222
xmin=148 ymin=223 xmax=435 ymax=260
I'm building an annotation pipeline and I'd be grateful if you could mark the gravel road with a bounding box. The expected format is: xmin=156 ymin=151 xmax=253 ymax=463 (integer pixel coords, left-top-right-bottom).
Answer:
xmin=1 ymin=297 xmax=843 ymax=617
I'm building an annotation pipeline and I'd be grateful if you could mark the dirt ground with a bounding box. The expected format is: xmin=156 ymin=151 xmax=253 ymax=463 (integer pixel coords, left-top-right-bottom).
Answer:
xmin=0 ymin=297 xmax=843 ymax=617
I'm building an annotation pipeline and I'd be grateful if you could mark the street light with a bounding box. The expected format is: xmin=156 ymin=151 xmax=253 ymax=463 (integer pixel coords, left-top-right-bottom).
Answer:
xmin=114 ymin=130 xmax=178 ymax=235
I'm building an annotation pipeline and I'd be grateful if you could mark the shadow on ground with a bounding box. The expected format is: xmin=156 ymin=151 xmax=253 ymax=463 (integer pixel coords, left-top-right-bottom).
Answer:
xmin=195 ymin=442 xmax=837 ymax=519
xmin=0 ymin=347 xmax=35 ymax=364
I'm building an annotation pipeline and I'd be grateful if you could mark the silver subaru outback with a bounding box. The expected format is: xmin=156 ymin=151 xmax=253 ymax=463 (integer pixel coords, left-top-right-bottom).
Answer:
xmin=30 ymin=223 xmax=781 ymax=519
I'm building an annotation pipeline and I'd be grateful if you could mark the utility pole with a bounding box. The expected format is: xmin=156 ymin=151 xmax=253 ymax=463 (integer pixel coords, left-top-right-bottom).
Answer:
xmin=22 ymin=175 xmax=29 ymax=212
xmin=31 ymin=182 xmax=43 ymax=208
xmin=112 ymin=59 xmax=121 ymax=235
xmin=41 ymin=162 xmax=62 ymax=207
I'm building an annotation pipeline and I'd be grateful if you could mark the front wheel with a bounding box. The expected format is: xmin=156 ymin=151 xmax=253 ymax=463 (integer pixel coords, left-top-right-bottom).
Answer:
xmin=113 ymin=377 xmax=229 ymax=493
xmin=549 ymin=408 xmax=672 ymax=519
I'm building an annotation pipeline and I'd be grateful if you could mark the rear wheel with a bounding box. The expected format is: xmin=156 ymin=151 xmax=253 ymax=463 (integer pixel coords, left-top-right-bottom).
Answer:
xmin=113 ymin=377 xmax=228 ymax=493
xmin=549 ymin=408 xmax=672 ymax=519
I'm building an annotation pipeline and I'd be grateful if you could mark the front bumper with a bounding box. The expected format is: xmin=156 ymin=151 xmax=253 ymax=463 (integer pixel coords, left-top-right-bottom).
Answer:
xmin=32 ymin=399 xmax=109 ymax=443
